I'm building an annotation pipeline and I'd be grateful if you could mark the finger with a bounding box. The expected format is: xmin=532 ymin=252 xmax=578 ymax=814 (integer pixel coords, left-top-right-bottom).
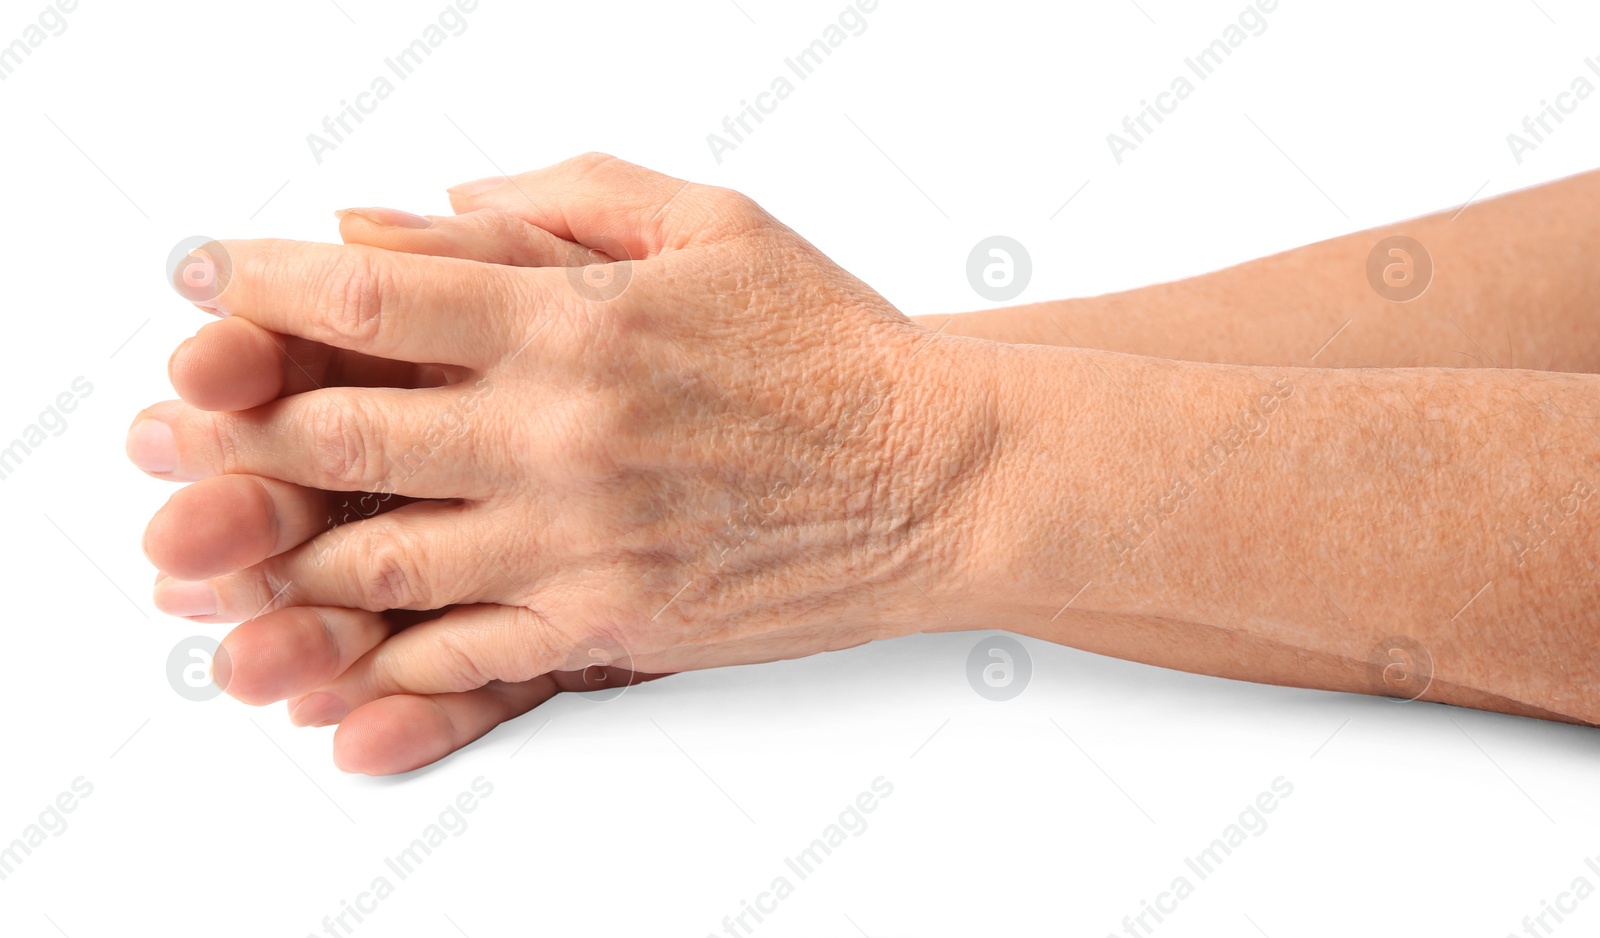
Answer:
xmin=339 ymin=205 xmax=630 ymax=309
xmin=306 ymin=606 xmax=567 ymax=721
xmin=170 ymin=316 xmax=450 ymax=413
xmin=127 ymin=385 xmax=498 ymax=497
xmin=446 ymin=152 xmax=756 ymax=260
xmin=215 ymin=605 xmax=396 ymax=706
xmin=170 ymin=238 xmax=541 ymax=366
xmin=195 ymin=501 xmax=516 ymax=620
xmin=142 ymin=475 xmax=397 ymax=582
xmin=330 ymin=679 xmax=559 ymax=775
xmin=296 ymin=603 xmax=672 ymax=749
xmin=174 ymin=212 xmax=585 ymax=414
xmin=336 ymin=207 xmax=597 ymax=267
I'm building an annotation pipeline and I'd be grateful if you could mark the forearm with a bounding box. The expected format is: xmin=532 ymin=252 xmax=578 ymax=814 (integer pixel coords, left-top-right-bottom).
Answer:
xmin=916 ymin=169 xmax=1600 ymax=372
xmin=957 ymin=339 xmax=1600 ymax=721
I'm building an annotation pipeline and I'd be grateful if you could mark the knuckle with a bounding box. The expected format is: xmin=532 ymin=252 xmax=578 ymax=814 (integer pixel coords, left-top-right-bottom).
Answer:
xmin=316 ymin=249 xmax=387 ymax=346
xmin=426 ymin=630 xmax=493 ymax=691
xmin=461 ymin=207 xmax=513 ymax=238
xmin=255 ymin=562 xmax=297 ymax=615
xmin=477 ymin=211 xmax=526 ymax=249
xmin=570 ymin=151 xmax=619 ymax=173
xmin=704 ymin=184 xmax=751 ymax=207
xmin=698 ymin=185 xmax=766 ymax=233
xmin=568 ymin=152 xmax=665 ymax=197
xmin=197 ymin=412 xmax=233 ymax=473
xmin=307 ymin=397 xmax=381 ymax=489
xmin=204 ymin=412 xmax=244 ymax=476
xmin=504 ymin=607 xmax=563 ymax=681
xmin=361 ymin=527 xmax=431 ymax=609
xmin=455 ymin=211 xmax=529 ymax=266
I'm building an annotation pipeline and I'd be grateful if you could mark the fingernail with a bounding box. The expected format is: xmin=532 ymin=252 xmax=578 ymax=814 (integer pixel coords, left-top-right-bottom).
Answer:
xmin=289 ymin=692 xmax=349 ymax=727
xmin=153 ymin=578 xmax=217 ymax=618
xmin=126 ymin=419 xmax=177 ymax=474
xmin=448 ymin=175 xmax=508 ymax=198
xmin=335 ymin=207 xmax=432 ymax=229
xmin=211 ymin=644 xmax=232 ymax=692
xmin=173 ymin=248 xmax=226 ymax=314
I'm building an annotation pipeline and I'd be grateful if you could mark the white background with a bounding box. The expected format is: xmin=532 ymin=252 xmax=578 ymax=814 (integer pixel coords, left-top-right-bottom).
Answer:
xmin=1 ymin=0 xmax=1598 ymax=936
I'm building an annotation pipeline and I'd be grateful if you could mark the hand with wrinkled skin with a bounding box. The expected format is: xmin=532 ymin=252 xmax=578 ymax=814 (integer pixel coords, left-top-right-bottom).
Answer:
xmin=133 ymin=155 xmax=1002 ymax=774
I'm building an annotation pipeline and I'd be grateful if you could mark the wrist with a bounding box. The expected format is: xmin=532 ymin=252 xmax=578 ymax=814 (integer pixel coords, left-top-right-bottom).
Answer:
xmin=894 ymin=332 xmax=1115 ymax=635
xmin=971 ymin=340 xmax=1128 ymax=628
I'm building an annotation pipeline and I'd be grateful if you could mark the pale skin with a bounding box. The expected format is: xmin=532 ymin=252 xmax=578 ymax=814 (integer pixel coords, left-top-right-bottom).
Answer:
xmin=129 ymin=155 xmax=1600 ymax=774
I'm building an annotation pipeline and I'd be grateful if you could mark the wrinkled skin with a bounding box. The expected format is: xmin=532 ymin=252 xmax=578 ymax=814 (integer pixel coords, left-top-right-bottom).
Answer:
xmin=132 ymin=155 xmax=1001 ymax=773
